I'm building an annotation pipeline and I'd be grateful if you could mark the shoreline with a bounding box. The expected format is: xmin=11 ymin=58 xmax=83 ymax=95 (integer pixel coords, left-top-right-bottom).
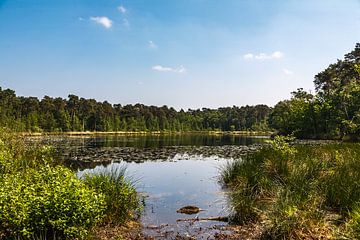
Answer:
xmin=19 ymin=130 xmax=273 ymax=137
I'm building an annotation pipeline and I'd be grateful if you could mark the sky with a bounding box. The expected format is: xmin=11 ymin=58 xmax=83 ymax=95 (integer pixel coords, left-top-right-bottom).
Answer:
xmin=0 ymin=0 xmax=360 ymax=110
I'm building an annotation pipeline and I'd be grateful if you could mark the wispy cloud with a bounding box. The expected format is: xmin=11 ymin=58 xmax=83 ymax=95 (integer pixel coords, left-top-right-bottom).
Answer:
xmin=90 ymin=16 xmax=113 ymax=29
xmin=118 ymin=5 xmax=127 ymax=14
xmin=117 ymin=5 xmax=130 ymax=28
xmin=148 ymin=40 xmax=158 ymax=49
xmin=243 ymin=53 xmax=254 ymax=60
xmin=243 ymin=51 xmax=284 ymax=60
xmin=283 ymin=68 xmax=294 ymax=75
xmin=152 ymin=65 xmax=187 ymax=74
xmin=122 ymin=18 xmax=129 ymax=27
xmin=177 ymin=66 xmax=186 ymax=73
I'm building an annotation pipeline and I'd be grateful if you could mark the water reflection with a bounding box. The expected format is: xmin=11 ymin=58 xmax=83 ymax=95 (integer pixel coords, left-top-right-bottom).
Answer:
xmin=37 ymin=133 xmax=268 ymax=149
xmin=45 ymin=134 xmax=268 ymax=238
xmin=78 ymin=155 xmax=231 ymax=238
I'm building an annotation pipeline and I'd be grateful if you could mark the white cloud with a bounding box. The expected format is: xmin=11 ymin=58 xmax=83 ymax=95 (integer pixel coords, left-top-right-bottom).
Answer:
xmin=177 ymin=65 xmax=187 ymax=74
xmin=78 ymin=17 xmax=84 ymax=21
xmin=118 ymin=5 xmax=127 ymax=14
xmin=243 ymin=51 xmax=284 ymax=60
xmin=283 ymin=68 xmax=294 ymax=75
xmin=272 ymin=51 xmax=284 ymax=59
xmin=148 ymin=40 xmax=158 ymax=49
xmin=90 ymin=16 xmax=113 ymax=29
xmin=152 ymin=65 xmax=187 ymax=74
xmin=243 ymin=53 xmax=254 ymax=59
xmin=152 ymin=65 xmax=173 ymax=72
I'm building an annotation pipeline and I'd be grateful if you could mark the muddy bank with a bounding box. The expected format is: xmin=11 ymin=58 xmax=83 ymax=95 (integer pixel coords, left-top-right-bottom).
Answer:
xmin=91 ymin=222 xmax=266 ymax=240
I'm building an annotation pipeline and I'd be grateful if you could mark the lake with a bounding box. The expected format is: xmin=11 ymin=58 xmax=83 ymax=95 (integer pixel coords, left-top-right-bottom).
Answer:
xmin=44 ymin=134 xmax=268 ymax=238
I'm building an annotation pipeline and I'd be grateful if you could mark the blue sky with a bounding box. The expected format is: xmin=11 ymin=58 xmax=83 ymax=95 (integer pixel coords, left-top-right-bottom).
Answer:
xmin=0 ymin=0 xmax=359 ymax=109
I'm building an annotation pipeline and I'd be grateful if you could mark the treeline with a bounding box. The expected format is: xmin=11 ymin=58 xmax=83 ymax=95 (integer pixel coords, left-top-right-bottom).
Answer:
xmin=0 ymin=89 xmax=271 ymax=132
xmin=4 ymin=43 xmax=358 ymax=138
xmin=269 ymin=43 xmax=360 ymax=140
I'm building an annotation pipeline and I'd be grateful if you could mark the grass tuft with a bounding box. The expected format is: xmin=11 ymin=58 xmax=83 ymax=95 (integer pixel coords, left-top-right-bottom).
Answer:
xmin=82 ymin=165 xmax=142 ymax=225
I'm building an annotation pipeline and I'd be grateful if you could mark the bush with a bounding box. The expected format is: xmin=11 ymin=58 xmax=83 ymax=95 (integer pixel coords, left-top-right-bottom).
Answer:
xmin=0 ymin=166 xmax=106 ymax=239
xmin=0 ymin=129 xmax=141 ymax=239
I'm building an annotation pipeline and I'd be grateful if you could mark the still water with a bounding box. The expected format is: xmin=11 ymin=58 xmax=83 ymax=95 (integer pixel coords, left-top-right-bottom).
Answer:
xmin=49 ymin=134 xmax=268 ymax=238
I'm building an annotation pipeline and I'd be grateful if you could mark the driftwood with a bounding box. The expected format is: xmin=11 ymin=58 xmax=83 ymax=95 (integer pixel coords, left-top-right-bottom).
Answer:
xmin=176 ymin=216 xmax=229 ymax=222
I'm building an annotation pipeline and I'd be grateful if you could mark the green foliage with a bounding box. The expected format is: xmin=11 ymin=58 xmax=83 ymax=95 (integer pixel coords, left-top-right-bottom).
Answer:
xmin=221 ymin=157 xmax=263 ymax=223
xmin=222 ymin=136 xmax=299 ymax=225
xmin=269 ymin=43 xmax=360 ymax=140
xmin=0 ymin=166 xmax=105 ymax=239
xmin=321 ymin=145 xmax=360 ymax=212
xmin=82 ymin=167 xmax=141 ymax=225
xmin=0 ymin=129 xmax=58 ymax=174
xmin=0 ymin=87 xmax=271 ymax=132
xmin=221 ymin=141 xmax=360 ymax=239
xmin=0 ymin=129 xmax=139 ymax=239
xmin=267 ymin=189 xmax=326 ymax=239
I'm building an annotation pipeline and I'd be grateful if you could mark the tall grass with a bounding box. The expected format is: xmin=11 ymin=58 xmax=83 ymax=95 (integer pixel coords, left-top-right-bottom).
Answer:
xmin=82 ymin=165 xmax=142 ymax=225
xmin=0 ymin=130 xmax=59 ymax=174
xmin=220 ymin=136 xmax=360 ymax=239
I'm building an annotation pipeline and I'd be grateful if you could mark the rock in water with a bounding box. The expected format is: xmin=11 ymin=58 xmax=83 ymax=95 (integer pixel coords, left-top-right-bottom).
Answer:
xmin=176 ymin=206 xmax=203 ymax=214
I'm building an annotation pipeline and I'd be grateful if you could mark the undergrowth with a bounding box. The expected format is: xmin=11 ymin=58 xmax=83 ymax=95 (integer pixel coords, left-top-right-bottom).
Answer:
xmin=0 ymin=129 xmax=140 ymax=239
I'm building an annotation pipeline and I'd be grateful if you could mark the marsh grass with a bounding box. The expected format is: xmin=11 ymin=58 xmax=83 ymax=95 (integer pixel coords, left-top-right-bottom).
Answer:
xmin=82 ymin=165 xmax=142 ymax=225
xmin=347 ymin=205 xmax=360 ymax=237
xmin=221 ymin=136 xmax=360 ymax=239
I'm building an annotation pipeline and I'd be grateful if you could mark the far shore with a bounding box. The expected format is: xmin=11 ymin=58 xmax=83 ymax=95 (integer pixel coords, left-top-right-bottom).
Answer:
xmin=19 ymin=130 xmax=273 ymax=137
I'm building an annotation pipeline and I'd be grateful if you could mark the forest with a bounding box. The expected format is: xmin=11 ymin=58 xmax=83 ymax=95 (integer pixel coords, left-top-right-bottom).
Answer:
xmin=0 ymin=89 xmax=270 ymax=132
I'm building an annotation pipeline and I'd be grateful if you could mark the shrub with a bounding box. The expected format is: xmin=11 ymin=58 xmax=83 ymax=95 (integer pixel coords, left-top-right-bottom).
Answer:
xmin=0 ymin=165 xmax=105 ymax=239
